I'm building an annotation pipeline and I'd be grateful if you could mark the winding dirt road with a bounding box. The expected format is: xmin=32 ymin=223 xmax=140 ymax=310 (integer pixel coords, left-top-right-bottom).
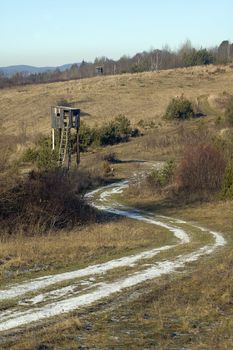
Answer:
xmin=0 ymin=177 xmax=226 ymax=333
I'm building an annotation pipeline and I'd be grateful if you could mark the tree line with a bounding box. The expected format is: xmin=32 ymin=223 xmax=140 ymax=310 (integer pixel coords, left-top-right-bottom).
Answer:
xmin=0 ymin=40 xmax=233 ymax=88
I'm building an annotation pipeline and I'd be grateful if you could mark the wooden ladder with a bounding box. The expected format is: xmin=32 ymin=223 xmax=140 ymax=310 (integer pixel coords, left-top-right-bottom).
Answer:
xmin=58 ymin=113 xmax=69 ymax=167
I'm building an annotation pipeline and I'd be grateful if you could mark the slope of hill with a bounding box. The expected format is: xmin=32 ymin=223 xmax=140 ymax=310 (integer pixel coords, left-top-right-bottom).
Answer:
xmin=0 ymin=63 xmax=232 ymax=138
xmin=0 ymin=63 xmax=233 ymax=350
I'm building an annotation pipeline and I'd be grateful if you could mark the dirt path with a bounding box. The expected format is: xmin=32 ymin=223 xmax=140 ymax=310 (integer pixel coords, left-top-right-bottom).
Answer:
xmin=0 ymin=176 xmax=226 ymax=333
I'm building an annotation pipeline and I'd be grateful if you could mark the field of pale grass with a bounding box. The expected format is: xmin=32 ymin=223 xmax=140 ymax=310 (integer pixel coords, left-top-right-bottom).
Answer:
xmin=0 ymin=64 xmax=233 ymax=349
xmin=1 ymin=64 xmax=233 ymax=140
xmin=1 ymin=201 xmax=231 ymax=350
xmin=0 ymin=218 xmax=170 ymax=286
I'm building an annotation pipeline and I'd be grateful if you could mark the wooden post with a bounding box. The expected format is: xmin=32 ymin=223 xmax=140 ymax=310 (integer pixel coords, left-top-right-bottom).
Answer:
xmin=76 ymin=127 xmax=80 ymax=165
xmin=67 ymin=129 xmax=72 ymax=171
xmin=51 ymin=128 xmax=55 ymax=150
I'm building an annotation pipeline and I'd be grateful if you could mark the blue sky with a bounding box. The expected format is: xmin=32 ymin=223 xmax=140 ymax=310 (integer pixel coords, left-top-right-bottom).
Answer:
xmin=0 ymin=0 xmax=232 ymax=66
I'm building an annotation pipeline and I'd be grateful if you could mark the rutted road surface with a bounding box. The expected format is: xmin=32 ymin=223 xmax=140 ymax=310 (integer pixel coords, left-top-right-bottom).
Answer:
xmin=0 ymin=173 xmax=226 ymax=332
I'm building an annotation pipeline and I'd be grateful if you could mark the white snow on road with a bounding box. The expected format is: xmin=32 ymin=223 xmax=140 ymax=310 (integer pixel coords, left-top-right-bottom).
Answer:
xmin=0 ymin=182 xmax=189 ymax=302
xmin=0 ymin=229 xmax=225 ymax=332
xmin=0 ymin=174 xmax=226 ymax=332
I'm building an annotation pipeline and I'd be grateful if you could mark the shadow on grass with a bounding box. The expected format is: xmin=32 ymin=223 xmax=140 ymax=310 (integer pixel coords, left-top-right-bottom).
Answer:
xmin=127 ymin=193 xmax=215 ymax=215
xmin=115 ymin=159 xmax=146 ymax=164
xmin=193 ymin=112 xmax=207 ymax=118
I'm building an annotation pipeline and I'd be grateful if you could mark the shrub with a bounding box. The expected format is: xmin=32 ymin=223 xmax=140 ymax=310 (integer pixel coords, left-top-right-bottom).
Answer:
xmin=130 ymin=127 xmax=141 ymax=137
xmin=225 ymin=98 xmax=233 ymax=126
xmin=22 ymin=138 xmax=58 ymax=171
xmin=79 ymin=123 xmax=95 ymax=151
xmin=165 ymin=96 xmax=194 ymax=120
xmin=22 ymin=147 xmax=38 ymax=163
xmin=147 ymin=160 xmax=175 ymax=189
xmin=0 ymin=170 xmax=98 ymax=235
xmin=137 ymin=119 xmax=156 ymax=130
xmin=114 ymin=114 xmax=132 ymax=135
xmin=96 ymin=122 xmax=122 ymax=146
xmin=36 ymin=138 xmax=58 ymax=170
xmin=215 ymin=116 xmax=223 ymax=126
xmin=221 ymin=164 xmax=233 ymax=199
xmin=79 ymin=115 xmax=136 ymax=150
xmin=176 ymin=144 xmax=225 ymax=194
xmin=183 ymin=48 xmax=214 ymax=67
xmin=96 ymin=115 xmax=132 ymax=146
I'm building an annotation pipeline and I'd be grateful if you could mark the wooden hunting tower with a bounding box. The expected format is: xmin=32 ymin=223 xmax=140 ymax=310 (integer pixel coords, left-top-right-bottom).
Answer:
xmin=95 ymin=66 xmax=103 ymax=75
xmin=51 ymin=106 xmax=80 ymax=169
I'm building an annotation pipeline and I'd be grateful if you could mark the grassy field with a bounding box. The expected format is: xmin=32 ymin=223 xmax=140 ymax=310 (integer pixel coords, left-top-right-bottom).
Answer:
xmin=0 ymin=217 xmax=172 ymax=286
xmin=0 ymin=64 xmax=233 ymax=349
xmin=1 ymin=64 xmax=233 ymax=138
xmin=0 ymin=200 xmax=232 ymax=350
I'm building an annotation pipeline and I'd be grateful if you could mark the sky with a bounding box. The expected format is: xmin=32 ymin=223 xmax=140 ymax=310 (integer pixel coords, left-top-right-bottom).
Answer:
xmin=0 ymin=0 xmax=232 ymax=67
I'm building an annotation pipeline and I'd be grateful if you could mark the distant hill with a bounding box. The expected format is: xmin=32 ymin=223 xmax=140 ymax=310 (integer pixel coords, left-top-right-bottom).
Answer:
xmin=0 ymin=63 xmax=80 ymax=77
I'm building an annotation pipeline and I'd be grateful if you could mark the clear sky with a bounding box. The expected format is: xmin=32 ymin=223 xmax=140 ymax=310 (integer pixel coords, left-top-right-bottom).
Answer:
xmin=0 ymin=0 xmax=232 ymax=67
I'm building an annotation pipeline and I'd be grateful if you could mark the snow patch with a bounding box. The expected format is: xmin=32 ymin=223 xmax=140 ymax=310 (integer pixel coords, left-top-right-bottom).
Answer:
xmin=0 ymin=172 xmax=226 ymax=332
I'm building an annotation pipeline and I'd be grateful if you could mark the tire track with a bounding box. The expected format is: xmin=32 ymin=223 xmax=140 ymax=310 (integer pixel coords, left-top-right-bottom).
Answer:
xmin=0 ymin=177 xmax=226 ymax=332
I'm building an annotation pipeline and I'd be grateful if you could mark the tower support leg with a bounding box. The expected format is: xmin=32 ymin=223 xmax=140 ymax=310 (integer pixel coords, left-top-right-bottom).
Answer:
xmin=76 ymin=128 xmax=80 ymax=165
xmin=52 ymin=128 xmax=55 ymax=150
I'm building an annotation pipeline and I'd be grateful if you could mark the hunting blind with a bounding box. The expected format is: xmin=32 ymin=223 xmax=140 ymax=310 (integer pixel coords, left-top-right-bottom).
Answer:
xmin=95 ymin=66 xmax=103 ymax=75
xmin=51 ymin=106 xmax=80 ymax=170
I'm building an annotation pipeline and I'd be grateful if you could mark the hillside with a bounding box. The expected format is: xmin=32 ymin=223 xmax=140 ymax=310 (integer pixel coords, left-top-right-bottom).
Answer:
xmin=0 ymin=64 xmax=233 ymax=350
xmin=1 ymin=64 xmax=233 ymax=138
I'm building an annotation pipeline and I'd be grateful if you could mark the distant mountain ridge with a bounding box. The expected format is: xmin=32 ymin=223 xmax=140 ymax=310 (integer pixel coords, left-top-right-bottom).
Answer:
xmin=0 ymin=63 xmax=80 ymax=77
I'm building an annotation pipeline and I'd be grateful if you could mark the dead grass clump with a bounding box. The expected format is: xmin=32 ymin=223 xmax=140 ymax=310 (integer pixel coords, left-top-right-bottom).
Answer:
xmin=137 ymin=119 xmax=157 ymax=130
xmin=102 ymin=161 xmax=114 ymax=176
xmin=224 ymin=97 xmax=233 ymax=127
xmin=101 ymin=152 xmax=119 ymax=163
xmin=52 ymin=317 xmax=82 ymax=332
xmin=213 ymin=67 xmax=226 ymax=74
xmin=177 ymin=123 xmax=212 ymax=147
xmin=0 ymin=133 xmax=26 ymax=172
xmin=143 ymin=132 xmax=176 ymax=150
xmin=0 ymin=147 xmax=11 ymax=173
xmin=215 ymin=92 xmax=233 ymax=110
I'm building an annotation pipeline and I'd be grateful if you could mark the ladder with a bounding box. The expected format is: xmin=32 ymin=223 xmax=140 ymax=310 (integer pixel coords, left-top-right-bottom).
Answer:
xmin=58 ymin=112 xmax=70 ymax=167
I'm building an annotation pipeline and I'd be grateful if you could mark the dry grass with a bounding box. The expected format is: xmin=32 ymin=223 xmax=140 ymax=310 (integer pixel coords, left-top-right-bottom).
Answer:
xmin=1 ymin=201 xmax=232 ymax=350
xmin=0 ymin=65 xmax=233 ymax=349
xmin=1 ymin=64 xmax=233 ymax=139
xmin=0 ymin=218 xmax=170 ymax=285
xmin=0 ymin=63 xmax=232 ymax=169
xmin=166 ymin=200 xmax=233 ymax=241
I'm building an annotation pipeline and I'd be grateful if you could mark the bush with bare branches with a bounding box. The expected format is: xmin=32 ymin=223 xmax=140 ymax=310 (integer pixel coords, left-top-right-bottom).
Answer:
xmin=176 ymin=144 xmax=225 ymax=195
xmin=0 ymin=169 xmax=101 ymax=236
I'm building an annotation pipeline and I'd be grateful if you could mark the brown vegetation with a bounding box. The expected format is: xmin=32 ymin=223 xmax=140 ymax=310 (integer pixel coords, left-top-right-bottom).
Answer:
xmin=1 ymin=201 xmax=232 ymax=350
xmin=176 ymin=143 xmax=225 ymax=194
xmin=0 ymin=218 xmax=169 ymax=285
xmin=0 ymin=169 xmax=104 ymax=236
xmin=1 ymin=64 xmax=233 ymax=141
xmin=0 ymin=64 xmax=233 ymax=349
